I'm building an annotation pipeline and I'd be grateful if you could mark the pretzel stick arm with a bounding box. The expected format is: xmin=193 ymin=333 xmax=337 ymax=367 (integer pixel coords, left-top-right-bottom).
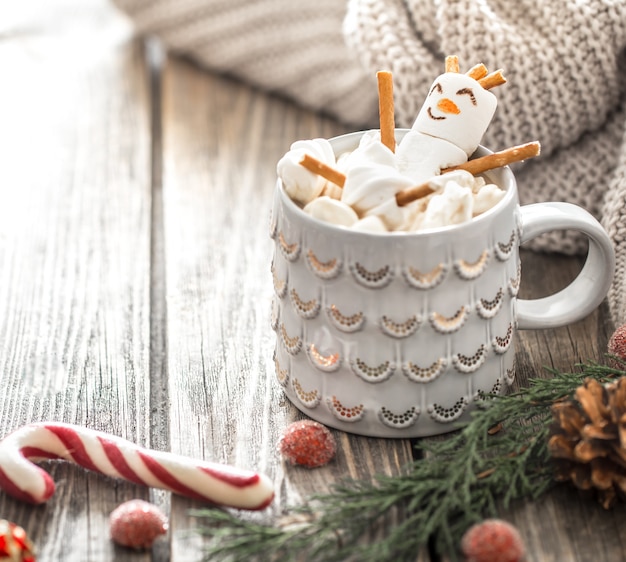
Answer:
xmin=442 ymin=141 xmax=541 ymax=176
xmin=396 ymin=141 xmax=541 ymax=207
xmin=299 ymin=154 xmax=346 ymax=187
xmin=395 ymin=184 xmax=436 ymax=207
xmin=377 ymin=71 xmax=396 ymax=152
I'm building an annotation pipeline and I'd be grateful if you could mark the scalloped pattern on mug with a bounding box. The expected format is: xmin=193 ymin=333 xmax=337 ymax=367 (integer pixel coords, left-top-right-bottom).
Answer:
xmin=271 ymin=261 xmax=288 ymax=299
xmin=306 ymin=249 xmax=342 ymax=279
xmin=378 ymin=406 xmax=420 ymax=429
xmin=474 ymin=378 xmax=502 ymax=400
xmin=307 ymin=343 xmax=341 ymax=372
xmin=273 ymin=351 xmax=289 ymax=386
xmin=454 ymin=249 xmax=490 ymax=280
xmin=327 ymin=396 xmax=365 ymax=422
xmin=350 ymin=357 xmax=395 ymax=383
xmin=403 ymin=263 xmax=448 ymax=290
xmin=429 ymin=306 xmax=469 ymax=334
xmin=494 ymin=230 xmax=516 ymax=261
xmin=476 ymin=288 xmax=504 ymax=319
xmin=270 ymin=297 xmax=280 ymax=332
xmin=269 ymin=212 xmax=278 ymax=240
xmin=509 ymin=265 xmax=521 ymax=297
xmin=452 ymin=344 xmax=488 ymax=373
xmin=292 ymin=378 xmax=321 ymax=408
xmin=492 ymin=324 xmax=513 ymax=354
xmin=279 ymin=323 xmax=302 ymax=355
xmin=278 ymin=231 xmax=300 ymax=261
xmin=327 ymin=304 xmax=365 ymax=333
xmin=380 ymin=314 xmax=421 ymax=338
xmin=402 ymin=358 xmax=447 ymax=383
xmin=290 ymin=288 xmax=321 ymax=319
xmin=350 ymin=262 xmax=394 ymax=289
xmin=504 ymin=367 xmax=516 ymax=386
xmin=427 ymin=396 xmax=469 ymax=423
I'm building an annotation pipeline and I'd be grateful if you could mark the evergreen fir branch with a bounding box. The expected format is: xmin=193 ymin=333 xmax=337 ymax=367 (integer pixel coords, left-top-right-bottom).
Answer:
xmin=192 ymin=363 xmax=623 ymax=562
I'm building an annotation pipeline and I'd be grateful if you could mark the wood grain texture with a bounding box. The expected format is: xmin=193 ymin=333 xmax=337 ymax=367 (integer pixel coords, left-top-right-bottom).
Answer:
xmin=515 ymin=250 xmax=613 ymax=384
xmin=500 ymin=250 xmax=624 ymax=562
xmin=437 ymin=251 xmax=619 ymax=562
xmin=0 ymin=2 xmax=155 ymax=560
xmin=160 ymin=58 xmax=416 ymax=560
xmin=0 ymin=2 xmax=623 ymax=562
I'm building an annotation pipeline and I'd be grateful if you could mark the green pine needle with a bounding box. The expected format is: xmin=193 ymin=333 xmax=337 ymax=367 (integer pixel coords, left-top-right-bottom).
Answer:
xmin=191 ymin=361 xmax=625 ymax=562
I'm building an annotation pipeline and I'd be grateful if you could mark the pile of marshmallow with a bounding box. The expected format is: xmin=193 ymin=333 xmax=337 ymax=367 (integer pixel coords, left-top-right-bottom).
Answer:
xmin=277 ymin=61 xmax=508 ymax=233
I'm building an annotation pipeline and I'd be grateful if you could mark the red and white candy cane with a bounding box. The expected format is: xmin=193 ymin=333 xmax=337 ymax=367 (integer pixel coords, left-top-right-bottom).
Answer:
xmin=0 ymin=422 xmax=274 ymax=510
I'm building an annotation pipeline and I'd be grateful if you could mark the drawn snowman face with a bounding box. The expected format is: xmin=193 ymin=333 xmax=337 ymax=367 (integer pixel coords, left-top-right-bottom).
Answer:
xmin=412 ymin=72 xmax=497 ymax=156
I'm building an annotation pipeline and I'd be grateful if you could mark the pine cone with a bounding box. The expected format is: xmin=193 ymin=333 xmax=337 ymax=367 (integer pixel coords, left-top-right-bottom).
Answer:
xmin=548 ymin=377 xmax=626 ymax=509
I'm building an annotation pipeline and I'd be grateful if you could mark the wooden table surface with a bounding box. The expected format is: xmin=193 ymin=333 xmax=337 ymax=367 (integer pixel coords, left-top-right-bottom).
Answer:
xmin=0 ymin=1 xmax=623 ymax=561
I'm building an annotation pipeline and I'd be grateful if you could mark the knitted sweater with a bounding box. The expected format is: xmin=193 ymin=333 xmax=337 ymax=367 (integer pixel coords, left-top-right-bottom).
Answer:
xmin=112 ymin=0 xmax=626 ymax=325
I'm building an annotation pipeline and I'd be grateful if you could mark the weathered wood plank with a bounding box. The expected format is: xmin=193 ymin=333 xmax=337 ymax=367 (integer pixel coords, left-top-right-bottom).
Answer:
xmin=160 ymin=59 xmax=416 ymax=559
xmin=501 ymin=250 xmax=624 ymax=562
xmin=1 ymin=2 xmax=622 ymax=561
xmin=434 ymin=250 xmax=619 ymax=562
xmin=514 ymin=250 xmax=614 ymax=386
xmin=0 ymin=2 xmax=155 ymax=560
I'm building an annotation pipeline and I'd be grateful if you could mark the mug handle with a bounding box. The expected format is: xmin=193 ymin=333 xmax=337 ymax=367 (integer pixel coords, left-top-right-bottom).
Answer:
xmin=516 ymin=202 xmax=615 ymax=330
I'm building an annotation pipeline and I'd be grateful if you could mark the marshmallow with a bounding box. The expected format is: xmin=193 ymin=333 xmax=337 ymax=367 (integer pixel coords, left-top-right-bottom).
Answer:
xmin=277 ymin=138 xmax=336 ymax=206
xmin=417 ymin=180 xmax=474 ymax=230
xmin=351 ymin=215 xmax=388 ymax=233
xmin=276 ymin=75 xmax=504 ymax=233
xmin=333 ymin=134 xmax=414 ymax=229
xmin=363 ymin=197 xmax=410 ymax=230
xmin=338 ymin=130 xmax=392 ymax=169
xmin=404 ymin=170 xmax=506 ymax=230
xmin=341 ymin=141 xmax=412 ymax=215
xmin=303 ymin=196 xmax=359 ymax=227
xmin=320 ymin=182 xmax=343 ymax=200
xmin=396 ymin=132 xmax=467 ymax=184
xmin=412 ymin=73 xmax=497 ymax=156
xmin=423 ymin=169 xmax=481 ymax=192
xmin=342 ymin=163 xmax=412 ymax=215
xmin=473 ymin=182 xmax=506 ymax=215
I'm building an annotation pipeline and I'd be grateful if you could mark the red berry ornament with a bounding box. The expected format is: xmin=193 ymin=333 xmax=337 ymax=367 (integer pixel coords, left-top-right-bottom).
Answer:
xmin=608 ymin=323 xmax=626 ymax=363
xmin=0 ymin=520 xmax=35 ymax=562
xmin=110 ymin=499 xmax=168 ymax=549
xmin=278 ymin=420 xmax=337 ymax=468
xmin=461 ymin=519 xmax=525 ymax=562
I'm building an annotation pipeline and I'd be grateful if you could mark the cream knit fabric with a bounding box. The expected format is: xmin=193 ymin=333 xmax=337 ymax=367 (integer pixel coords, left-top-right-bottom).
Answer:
xmin=344 ymin=0 xmax=626 ymax=324
xmin=110 ymin=0 xmax=378 ymax=126
xmin=112 ymin=0 xmax=626 ymax=324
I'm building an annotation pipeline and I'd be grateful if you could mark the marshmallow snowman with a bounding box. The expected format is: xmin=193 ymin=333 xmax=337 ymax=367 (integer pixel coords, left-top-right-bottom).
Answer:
xmin=278 ymin=57 xmax=510 ymax=232
xmin=396 ymin=61 xmax=503 ymax=184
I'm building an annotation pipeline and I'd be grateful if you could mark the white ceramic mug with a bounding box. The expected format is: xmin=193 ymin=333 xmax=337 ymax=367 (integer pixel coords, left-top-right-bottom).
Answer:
xmin=270 ymin=130 xmax=615 ymax=438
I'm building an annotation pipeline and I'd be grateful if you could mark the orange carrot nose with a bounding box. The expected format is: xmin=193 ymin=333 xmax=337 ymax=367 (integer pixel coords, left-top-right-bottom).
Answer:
xmin=437 ymin=98 xmax=461 ymax=115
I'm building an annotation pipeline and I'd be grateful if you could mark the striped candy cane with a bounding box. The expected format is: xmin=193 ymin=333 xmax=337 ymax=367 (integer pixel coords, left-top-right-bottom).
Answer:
xmin=0 ymin=423 xmax=274 ymax=510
